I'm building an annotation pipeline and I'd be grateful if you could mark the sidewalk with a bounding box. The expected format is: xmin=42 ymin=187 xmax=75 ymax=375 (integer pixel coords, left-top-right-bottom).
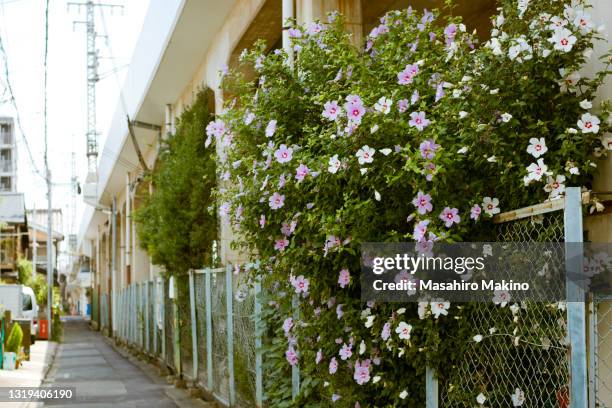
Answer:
xmin=37 ymin=317 xmax=210 ymax=407
xmin=0 ymin=339 xmax=58 ymax=408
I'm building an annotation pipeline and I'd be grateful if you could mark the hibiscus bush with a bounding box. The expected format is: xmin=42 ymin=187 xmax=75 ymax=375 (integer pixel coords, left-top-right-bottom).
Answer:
xmin=208 ymin=0 xmax=610 ymax=406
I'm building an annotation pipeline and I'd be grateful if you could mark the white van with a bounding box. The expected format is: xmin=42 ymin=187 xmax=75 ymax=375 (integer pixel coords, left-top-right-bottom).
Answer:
xmin=0 ymin=285 xmax=38 ymax=341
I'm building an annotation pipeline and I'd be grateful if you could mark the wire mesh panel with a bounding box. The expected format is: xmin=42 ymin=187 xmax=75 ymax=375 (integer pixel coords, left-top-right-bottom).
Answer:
xmin=177 ymin=276 xmax=194 ymax=380
xmin=440 ymin=211 xmax=570 ymax=407
xmin=147 ymin=281 xmax=154 ymax=354
xmin=195 ymin=272 xmax=208 ymax=387
xmin=593 ymin=296 xmax=612 ymax=408
xmin=233 ymin=277 xmax=256 ymax=407
xmin=211 ymin=269 xmax=230 ymax=403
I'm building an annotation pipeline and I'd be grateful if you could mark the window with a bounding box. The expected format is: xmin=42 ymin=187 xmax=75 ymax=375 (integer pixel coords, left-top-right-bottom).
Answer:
xmin=22 ymin=294 xmax=32 ymax=311
xmin=0 ymin=176 xmax=11 ymax=191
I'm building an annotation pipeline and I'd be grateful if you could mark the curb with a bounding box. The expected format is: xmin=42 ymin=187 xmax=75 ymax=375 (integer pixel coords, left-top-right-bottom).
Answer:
xmin=22 ymin=341 xmax=59 ymax=408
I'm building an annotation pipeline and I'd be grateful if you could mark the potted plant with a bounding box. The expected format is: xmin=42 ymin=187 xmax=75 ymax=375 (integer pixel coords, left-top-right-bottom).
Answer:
xmin=3 ymin=324 xmax=23 ymax=370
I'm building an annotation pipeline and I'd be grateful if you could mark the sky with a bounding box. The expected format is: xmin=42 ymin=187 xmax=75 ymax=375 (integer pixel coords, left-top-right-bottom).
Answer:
xmin=0 ymin=0 xmax=149 ymax=245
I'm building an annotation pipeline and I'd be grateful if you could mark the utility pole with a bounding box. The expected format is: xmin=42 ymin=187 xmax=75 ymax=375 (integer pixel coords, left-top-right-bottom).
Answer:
xmin=68 ymin=0 xmax=123 ymax=200
xmin=32 ymin=203 xmax=36 ymax=278
xmin=69 ymin=152 xmax=77 ymax=272
xmin=46 ymin=169 xmax=53 ymax=339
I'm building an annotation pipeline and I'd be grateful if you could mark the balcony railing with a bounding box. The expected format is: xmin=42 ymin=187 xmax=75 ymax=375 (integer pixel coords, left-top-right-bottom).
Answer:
xmin=0 ymin=160 xmax=13 ymax=173
xmin=0 ymin=131 xmax=13 ymax=145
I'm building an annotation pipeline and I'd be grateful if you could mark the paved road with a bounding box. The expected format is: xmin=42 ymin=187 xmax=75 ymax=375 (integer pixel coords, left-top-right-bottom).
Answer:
xmin=41 ymin=318 xmax=178 ymax=407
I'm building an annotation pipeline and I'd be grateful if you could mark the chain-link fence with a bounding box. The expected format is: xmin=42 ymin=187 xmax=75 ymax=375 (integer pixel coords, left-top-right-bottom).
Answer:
xmin=439 ymin=210 xmax=570 ymax=408
xmin=177 ymin=276 xmax=193 ymax=380
xmin=591 ymin=295 xmax=612 ymax=408
xmin=194 ymin=272 xmax=209 ymax=387
xmin=110 ymin=266 xmax=262 ymax=407
xmin=164 ymin=279 xmax=175 ymax=371
xmin=233 ymin=277 xmax=256 ymax=407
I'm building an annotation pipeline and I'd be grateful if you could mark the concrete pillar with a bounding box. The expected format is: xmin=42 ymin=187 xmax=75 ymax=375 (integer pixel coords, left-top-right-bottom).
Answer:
xmin=296 ymin=0 xmax=363 ymax=45
xmin=581 ymin=0 xmax=611 ymax=193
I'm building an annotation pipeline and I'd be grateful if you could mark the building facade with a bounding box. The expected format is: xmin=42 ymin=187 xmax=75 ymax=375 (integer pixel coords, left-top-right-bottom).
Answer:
xmin=0 ymin=117 xmax=17 ymax=193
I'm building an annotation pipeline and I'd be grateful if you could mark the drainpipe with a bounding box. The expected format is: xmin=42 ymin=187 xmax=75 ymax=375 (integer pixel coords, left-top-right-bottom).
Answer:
xmin=125 ymin=174 xmax=131 ymax=284
xmin=111 ymin=196 xmax=117 ymax=337
xmin=282 ymin=0 xmax=295 ymax=66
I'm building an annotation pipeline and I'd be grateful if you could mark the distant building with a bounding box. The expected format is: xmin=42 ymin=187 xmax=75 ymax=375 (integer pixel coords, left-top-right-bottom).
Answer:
xmin=26 ymin=209 xmax=64 ymax=278
xmin=0 ymin=117 xmax=17 ymax=193
xmin=0 ymin=192 xmax=28 ymax=280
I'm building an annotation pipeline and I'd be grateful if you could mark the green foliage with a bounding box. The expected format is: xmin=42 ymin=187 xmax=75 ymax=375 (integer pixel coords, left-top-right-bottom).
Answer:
xmin=51 ymin=307 xmax=62 ymax=342
xmin=6 ymin=323 xmax=22 ymax=353
xmin=17 ymin=259 xmax=48 ymax=307
xmin=213 ymin=1 xmax=610 ymax=406
xmin=134 ymin=89 xmax=218 ymax=276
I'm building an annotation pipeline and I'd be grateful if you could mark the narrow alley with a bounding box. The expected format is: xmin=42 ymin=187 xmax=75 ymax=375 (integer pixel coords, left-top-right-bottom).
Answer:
xmin=40 ymin=318 xmax=182 ymax=407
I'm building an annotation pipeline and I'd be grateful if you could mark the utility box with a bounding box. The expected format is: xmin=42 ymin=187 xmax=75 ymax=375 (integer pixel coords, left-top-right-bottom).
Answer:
xmin=38 ymin=319 xmax=49 ymax=340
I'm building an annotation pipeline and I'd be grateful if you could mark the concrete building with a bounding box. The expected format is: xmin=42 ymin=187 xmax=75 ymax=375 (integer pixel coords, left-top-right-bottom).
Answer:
xmin=0 ymin=192 xmax=28 ymax=280
xmin=0 ymin=117 xmax=17 ymax=193
xmin=27 ymin=209 xmax=64 ymax=277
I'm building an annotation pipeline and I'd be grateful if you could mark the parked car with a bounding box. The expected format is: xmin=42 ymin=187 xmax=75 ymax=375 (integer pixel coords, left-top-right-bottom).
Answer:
xmin=0 ymin=285 xmax=38 ymax=342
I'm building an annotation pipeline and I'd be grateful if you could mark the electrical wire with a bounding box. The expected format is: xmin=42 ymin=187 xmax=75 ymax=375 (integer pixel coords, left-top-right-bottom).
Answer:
xmin=0 ymin=26 xmax=45 ymax=179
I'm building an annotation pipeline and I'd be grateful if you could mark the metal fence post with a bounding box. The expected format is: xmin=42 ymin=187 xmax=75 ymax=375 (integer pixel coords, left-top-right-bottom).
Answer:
xmin=205 ymin=268 xmax=213 ymax=391
xmin=126 ymin=286 xmax=130 ymax=343
xmin=291 ymin=294 xmax=299 ymax=400
xmin=117 ymin=290 xmax=121 ymax=340
xmin=254 ymin=277 xmax=263 ymax=407
xmin=173 ymin=278 xmax=181 ymax=376
xmin=145 ymin=281 xmax=150 ymax=353
xmin=588 ymin=299 xmax=596 ymax=408
xmin=122 ymin=289 xmax=126 ymax=340
xmin=426 ymin=366 xmax=438 ymax=408
xmin=130 ymin=283 xmax=137 ymax=344
xmin=189 ymin=270 xmax=198 ymax=380
xmin=226 ymin=265 xmax=235 ymax=405
xmin=564 ymin=187 xmax=587 ymax=408
xmin=161 ymin=279 xmax=166 ymax=360
xmin=140 ymin=283 xmax=145 ymax=348
xmin=153 ymin=281 xmax=158 ymax=355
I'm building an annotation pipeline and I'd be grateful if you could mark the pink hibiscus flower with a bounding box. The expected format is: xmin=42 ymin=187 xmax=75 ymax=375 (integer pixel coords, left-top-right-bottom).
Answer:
xmin=412 ymin=191 xmax=433 ymax=215
xmin=274 ymin=144 xmax=293 ymax=163
xmin=409 ymin=111 xmax=431 ymax=131
xmin=269 ymin=192 xmax=285 ymax=210
xmin=338 ymin=269 xmax=351 ymax=288
xmin=353 ymin=359 xmax=371 ymax=385
xmin=397 ymin=63 xmax=419 ymax=85
xmin=439 ymin=207 xmax=460 ymax=227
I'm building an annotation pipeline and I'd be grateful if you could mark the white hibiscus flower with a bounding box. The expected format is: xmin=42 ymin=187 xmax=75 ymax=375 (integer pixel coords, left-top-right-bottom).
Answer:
xmin=526 ymin=137 xmax=548 ymax=158
xmin=356 ymin=145 xmax=376 ymax=165
xmin=577 ymin=113 xmax=600 ymax=134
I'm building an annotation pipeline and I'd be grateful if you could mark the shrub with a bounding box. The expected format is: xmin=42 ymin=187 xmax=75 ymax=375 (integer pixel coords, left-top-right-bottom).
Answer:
xmin=212 ymin=0 xmax=610 ymax=405
xmin=51 ymin=307 xmax=62 ymax=342
xmin=135 ymin=89 xmax=218 ymax=276
xmin=6 ymin=323 xmax=23 ymax=353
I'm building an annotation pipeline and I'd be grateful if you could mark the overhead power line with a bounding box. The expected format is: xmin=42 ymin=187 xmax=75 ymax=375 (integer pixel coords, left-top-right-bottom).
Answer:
xmin=0 ymin=27 xmax=45 ymax=179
